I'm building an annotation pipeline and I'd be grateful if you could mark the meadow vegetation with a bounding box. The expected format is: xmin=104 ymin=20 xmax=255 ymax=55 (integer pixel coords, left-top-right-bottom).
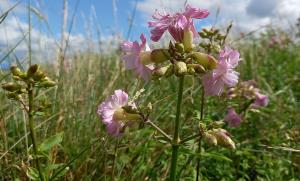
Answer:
xmin=0 ymin=2 xmax=300 ymax=181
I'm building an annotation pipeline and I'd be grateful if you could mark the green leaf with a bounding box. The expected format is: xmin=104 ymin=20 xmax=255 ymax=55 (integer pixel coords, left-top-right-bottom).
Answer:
xmin=39 ymin=132 xmax=64 ymax=152
xmin=26 ymin=167 xmax=39 ymax=180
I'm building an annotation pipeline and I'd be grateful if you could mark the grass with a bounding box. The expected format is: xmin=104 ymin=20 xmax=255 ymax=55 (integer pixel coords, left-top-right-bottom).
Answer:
xmin=1 ymin=3 xmax=300 ymax=181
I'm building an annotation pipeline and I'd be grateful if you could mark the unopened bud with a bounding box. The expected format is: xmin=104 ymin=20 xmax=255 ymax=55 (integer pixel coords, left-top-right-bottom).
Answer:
xmin=140 ymin=51 xmax=152 ymax=65
xmin=165 ymin=64 xmax=174 ymax=77
xmin=152 ymin=65 xmax=170 ymax=78
xmin=39 ymin=77 xmax=56 ymax=88
xmin=204 ymin=132 xmax=217 ymax=146
xmin=174 ymin=61 xmax=187 ymax=76
xmin=6 ymin=92 xmax=21 ymax=100
xmin=151 ymin=49 xmax=170 ymax=64
xmin=146 ymin=102 xmax=153 ymax=112
xmin=199 ymin=32 xmax=208 ymax=38
xmin=27 ymin=64 xmax=39 ymax=77
xmin=183 ymin=29 xmax=194 ymax=52
xmin=33 ymin=70 xmax=46 ymax=81
xmin=1 ymin=82 xmax=21 ymax=92
xmin=10 ymin=66 xmax=23 ymax=77
xmin=212 ymin=129 xmax=235 ymax=149
xmin=187 ymin=67 xmax=195 ymax=75
xmin=192 ymin=52 xmax=217 ymax=70
xmin=187 ymin=64 xmax=206 ymax=74
xmin=175 ymin=43 xmax=185 ymax=53
xmin=113 ymin=108 xmax=142 ymax=122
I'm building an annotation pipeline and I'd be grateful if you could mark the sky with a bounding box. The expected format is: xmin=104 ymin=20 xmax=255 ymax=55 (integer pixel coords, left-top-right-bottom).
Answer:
xmin=0 ymin=0 xmax=300 ymax=66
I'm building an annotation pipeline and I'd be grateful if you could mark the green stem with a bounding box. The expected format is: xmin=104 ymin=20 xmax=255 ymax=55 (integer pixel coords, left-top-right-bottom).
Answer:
xmin=170 ymin=76 xmax=184 ymax=181
xmin=28 ymin=85 xmax=44 ymax=180
xmin=196 ymin=88 xmax=205 ymax=181
xmin=146 ymin=120 xmax=172 ymax=142
xmin=111 ymin=139 xmax=119 ymax=181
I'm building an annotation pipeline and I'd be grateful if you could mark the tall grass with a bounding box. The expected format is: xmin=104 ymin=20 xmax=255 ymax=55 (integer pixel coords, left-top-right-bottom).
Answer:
xmin=1 ymin=1 xmax=300 ymax=180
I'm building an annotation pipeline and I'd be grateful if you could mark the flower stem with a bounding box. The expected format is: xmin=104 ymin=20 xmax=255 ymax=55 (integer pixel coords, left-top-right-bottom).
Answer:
xmin=146 ymin=119 xmax=172 ymax=142
xmin=170 ymin=76 xmax=184 ymax=181
xmin=111 ymin=139 xmax=119 ymax=181
xmin=28 ymin=84 xmax=44 ymax=181
xmin=196 ymin=88 xmax=205 ymax=181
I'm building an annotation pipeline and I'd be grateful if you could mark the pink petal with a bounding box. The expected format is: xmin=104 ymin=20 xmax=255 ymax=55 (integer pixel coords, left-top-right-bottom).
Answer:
xmin=224 ymin=108 xmax=242 ymax=128
xmin=184 ymin=4 xmax=209 ymax=19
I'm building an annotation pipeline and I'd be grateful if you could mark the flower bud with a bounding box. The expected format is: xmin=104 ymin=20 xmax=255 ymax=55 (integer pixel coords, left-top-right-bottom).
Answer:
xmin=27 ymin=64 xmax=39 ymax=77
xmin=212 ymin=129 xmax=235 ymax=149
xmin=203 ymin=132 xmax=217 ymax=146
xmin=183 ymin=29 xmax=194 ymax=52
xmin=151 ymin=49 xmax=170 ymax=64
xmin=199 ymin=31 xmax=208 ymax=38
xmin=175 ymin=43 xmax=185 ymax=53
xmin=10 ymin=66 xmax=23 ymax=77
xmin=152 ymin=65 xmax=170 ymax=78
xmin=33 ymin=70 xmax=46 ymax=81
xmin=140 ymin=51 xmax=152 ymax=65
xmin=174 ymin=61 xmax=187 ymax=76
xmin=6 ymin=92 xmax=21 ymax=100
xmin=187 ymin=64 xmax=206 ymax=74
xmin=1 ymin=82 xmax=21 ymax=92
xmin=113 ymin=108 xmax=142 ymax=122
xmin=39 ymin=77 xmax=56 ymax=88
xmin=187 ymin=67 xmax=195 ymax=75
xmin=192 ymin=52 xmax=217 ymax=70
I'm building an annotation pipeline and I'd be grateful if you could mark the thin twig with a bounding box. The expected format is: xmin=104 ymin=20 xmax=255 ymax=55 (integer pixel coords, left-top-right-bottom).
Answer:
xmin=145 ymin=119 xmax=172 ymax=142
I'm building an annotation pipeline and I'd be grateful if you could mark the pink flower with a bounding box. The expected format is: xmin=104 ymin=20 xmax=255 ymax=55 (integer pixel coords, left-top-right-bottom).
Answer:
xmin=252 ymin=92 xmax=268 ymax=108
xmin=224 ymin=108 xmax=243 ymax=128
xmin=202 ymin=47 xmax=240 ymax=96
xmin=121 ymin=34 xmax=154 ymax=81
xmin=148 ymin=4 xmax=209 ymax=42
xmin=97 ymin=90 xmax=130 ymax=136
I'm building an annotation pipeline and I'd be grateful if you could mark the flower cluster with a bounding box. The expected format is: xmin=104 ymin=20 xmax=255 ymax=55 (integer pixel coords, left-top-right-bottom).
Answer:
xmin=96 ymin=4 xmax=269 ymax=181
xmin=225 ymin=80 xmax=269 ymax=127
xmin=96 ymin=4 xmax=269 ymax=180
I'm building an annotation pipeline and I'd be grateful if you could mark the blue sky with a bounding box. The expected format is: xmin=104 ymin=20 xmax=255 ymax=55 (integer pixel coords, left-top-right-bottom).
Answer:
xmin=0 ymin=0 xmax=299 ymax=67
xmin=11 ymin=0 xmax=146 ymax=40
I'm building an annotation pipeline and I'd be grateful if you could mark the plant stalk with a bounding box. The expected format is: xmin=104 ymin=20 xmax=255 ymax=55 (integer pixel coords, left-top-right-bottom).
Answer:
xmin=170 ymin=76 xmax=184 ymax=181
xmin=196 ymin=88 xmax=205 ymax=181
xmin=28 ymin=85 xmax=44 ymax=180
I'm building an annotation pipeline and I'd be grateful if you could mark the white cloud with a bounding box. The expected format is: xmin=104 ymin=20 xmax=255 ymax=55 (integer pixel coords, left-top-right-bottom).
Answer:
xmin=137 ymin=0 xmax=300 ymax=33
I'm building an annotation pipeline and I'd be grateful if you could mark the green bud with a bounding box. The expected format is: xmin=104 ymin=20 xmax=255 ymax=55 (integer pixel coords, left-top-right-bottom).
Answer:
xmin=192 ymin=52 xmax=217 ymax=70
xmin=187 ymin=64 xmax=206 ymax=74
xmin=212 ymin=129 xmax=235 ymax=149
xmin=33 ymin=70 xmax=46 ymax=81
xmin=151 ymin=49 xmax=170 ymax=64
xmin=174 ymin=61 xmax=187 ymax=76
xmin=114 ymin=108 xmax=142 ymax=122
xmin=39 ymin=77 xmax=56 ymax=88
xmin=10 ymin=66 xmax=23 ymax=77
xmin=27 ymin=64 xmax=39 ymax=77
xmin=199 ymin=32 xmax=208 ymax=38
xmin=204 ymin=132 xmax=217 ymax=146
xmin=152 ymin=65 xmax=170 ymax=78
xmin=187 ymin=67 xmax=196 ymax=75
xmin=175 ymin=43 xmax=185 ymax=53
xmin=1 ymin=82 xmax=22 ymax=92
xmin=6 ymin=92 xmax=21 ymax=100
xmin=183 ymin=29 xmax=194 ymax=52
xmin=146 ymin=102 xmax=153 ymax=113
